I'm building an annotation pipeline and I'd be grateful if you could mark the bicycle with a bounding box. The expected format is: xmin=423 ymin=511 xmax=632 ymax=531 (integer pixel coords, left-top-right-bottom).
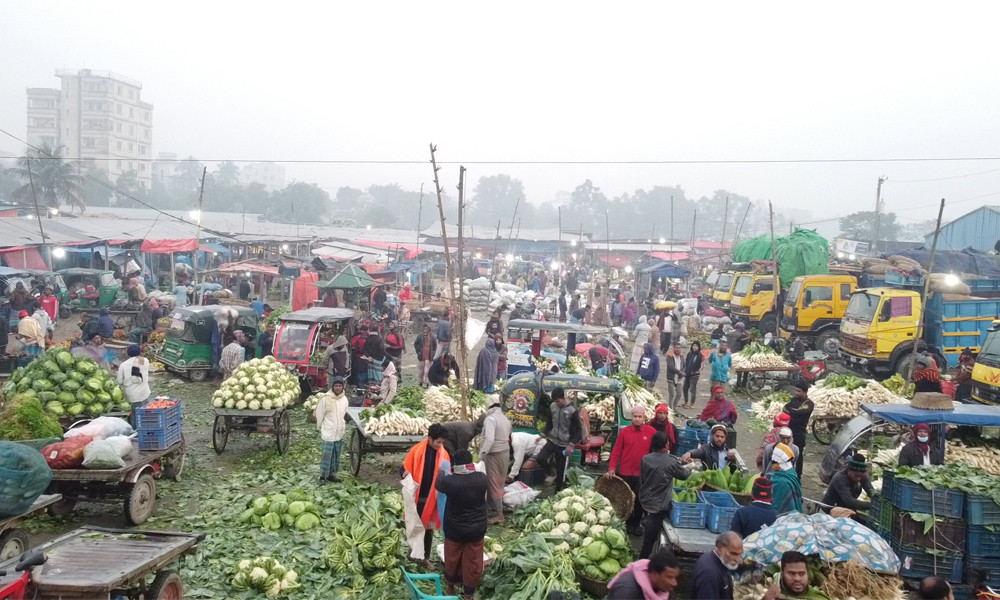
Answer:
xmin=0 ymin=550 xmax=45 ymax=600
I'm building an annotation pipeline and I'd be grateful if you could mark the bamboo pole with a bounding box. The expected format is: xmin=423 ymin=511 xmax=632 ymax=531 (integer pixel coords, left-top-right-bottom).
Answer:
xmin=455 ymin=166 xmax=470 ymax=416
xmin=906 ymin=198 xmax=947 ymax=382
xmin=768 ymin=201 xmax=780 ymax=337
xmin=191 ymin=168 xmax=207 ymax=305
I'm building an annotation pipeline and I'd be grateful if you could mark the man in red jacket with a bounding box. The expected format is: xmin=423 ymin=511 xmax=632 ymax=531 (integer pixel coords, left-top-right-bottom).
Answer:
xmin=606 ymin=405 xmax=656 ymax=536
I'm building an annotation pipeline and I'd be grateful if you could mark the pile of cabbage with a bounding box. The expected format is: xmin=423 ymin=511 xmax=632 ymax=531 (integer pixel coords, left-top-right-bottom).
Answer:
xmin=212 ymin=356 xmax=300 ymax=410
xmin=230 ymin=556 xmax=299 ymax=598
xmin=526 ymin=487 xmax=621 ymax=550
xmin=239 ymin=490 xmax=322 ymax=532
xmin=1 ymin=348 xmax=128 ymax=418
xmin=573 ymin=528 xmax=634 ymax=582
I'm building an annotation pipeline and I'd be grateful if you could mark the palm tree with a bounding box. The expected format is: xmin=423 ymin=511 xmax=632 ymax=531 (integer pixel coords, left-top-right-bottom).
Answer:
xmin=7 ymin=143 xmax=86 ymax=214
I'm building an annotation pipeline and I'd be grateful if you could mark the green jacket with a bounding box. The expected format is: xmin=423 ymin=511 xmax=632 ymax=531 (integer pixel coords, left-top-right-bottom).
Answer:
xmin=770 ymin=469 xmax=803 ymax=514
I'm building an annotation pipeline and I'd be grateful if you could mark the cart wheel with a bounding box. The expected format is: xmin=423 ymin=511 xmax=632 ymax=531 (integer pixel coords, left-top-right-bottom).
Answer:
xmin=812 ymin=419 xmax=839 ymax=445
xmin=349 ymin=428 xmax=363 ymax=476
xmin=148 ymin=569 xmax=184 ymax=600
xmin=212 ymin=415 xmax=229 ymax=454
xmin=163 ymin=450 xmax=186 ymax=481
xmin=189 ymin=368 xmax=208 ymax=382
xmin=48 ymin=496 xmax=77 ymax=516
xmin=125 ymin=473 xmax=157 ymax=525
xmin=745 ymin=373 xmax=766 ymax=397
xmin=0 ymin=529 xmax=29 ymax=561
xmin=275 ymin=410 xmax=291 ymax=455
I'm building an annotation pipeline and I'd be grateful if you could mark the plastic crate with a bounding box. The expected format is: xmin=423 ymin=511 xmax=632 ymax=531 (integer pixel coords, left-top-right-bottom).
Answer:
xmin=135 ymin=398 xmax=182 ymax=431
xmin=965 ymin=494 xmax=1000 ymax=526
xmin=670 ymin=489 xmax=707 ymax=529
xmin=966 ymin=525 xmax=1000 ymax=558
xmin=517 ymin=466 xmax=548 ymax=486
xmin=892 ymin=511 xmax=965 ymax=553
xmin=890 ymin=479 xmax=964 ymax=519
xmin=870 ymin=495 xmax=893 ymax=535
xmin=966 ymin=556 xmax=1000 ymax=588
xmin=680 ymin=427 xmax=711 ymax=444
xmin=893 ymin=541 xmax=964 ymax=583
xmin=137 ymin=421 xmax=182 ymax=451
xmin=700 ymin=490 xmax=740 ymax=534
xmin=673 ymin=439 xmax=699 ymax=457
xmin=881 ymin=469 xmax=896 ymax=499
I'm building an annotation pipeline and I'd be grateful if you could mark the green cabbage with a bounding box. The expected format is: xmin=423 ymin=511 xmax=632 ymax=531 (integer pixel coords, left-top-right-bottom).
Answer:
xmin=85 ymin=378 xmax=103 ymax=393
xmin=286 ymin=501 xmax=306 ymax=517
xmin=599 ymin=558 xmax=621 ymax=577
xmin=294 ymin=512 xmax=320 ymax=531
xmin=76 ymin=390 xmax=95 ymax=404
xmin=56 ymin=351 xmax=74 ymax=368
xmin=586 ymin=540 xmax=610 ymax=562
xmin=252 ymin=497 xmax=271 ymax=515
xmin=41 ymin=360 xmax=61 ymax=375
xmin=47 ymin=372 xmax=68 ymax=385
xmin=60 ymin=380 xmax=81 ymax=392
xmin=32 ymin=379 xmax=53 ymax=392
xmin=57 ymin=391 xmax=75 ymax=404
xmin=75 ymin=360 xmax=97 ymax=375
xmin=67 ymin=403 xmax=86 ymax=416
xmin=111 ymin=387 xmax=124 ymax=402
xmin=45 ymin=401 xmax=65 ymax=415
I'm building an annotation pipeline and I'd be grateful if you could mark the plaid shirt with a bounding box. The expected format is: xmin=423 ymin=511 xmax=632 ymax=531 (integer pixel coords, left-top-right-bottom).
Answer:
xmin=220 ymin=342 xmax=245 ymax=375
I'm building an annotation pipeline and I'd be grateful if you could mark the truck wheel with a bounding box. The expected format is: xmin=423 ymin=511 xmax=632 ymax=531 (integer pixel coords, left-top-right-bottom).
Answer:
xmin=759 ymin=314 xmax=778 ymax=336
xmin=894 ymin=353 xmax=919 ymax=380
xmin=149 ymin=570 xmax=184 ymax=600
xmin=125 ymin=473 xmax=157 ymax=525
xmin=0 ymin=529 xmax=29 ymax=561
xmin=815 ymin=330 xmax=840 ymax=356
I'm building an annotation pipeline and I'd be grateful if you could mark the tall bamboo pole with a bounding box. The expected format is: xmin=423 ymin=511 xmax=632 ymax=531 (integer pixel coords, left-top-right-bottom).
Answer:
xmin=455 ymin=166 xmax=470 ymax=416
xmin=191 ymin=168 xmax=207 ymax=305
xmin=906 ymin=199 xmax=947 ymax=382
xmin=768 ymin=201 xmax=780 ymax=337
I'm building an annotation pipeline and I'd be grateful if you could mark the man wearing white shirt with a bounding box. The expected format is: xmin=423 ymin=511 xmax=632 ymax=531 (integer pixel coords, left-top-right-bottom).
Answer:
xmin=506 ymin=432 xmax=544 ymax=483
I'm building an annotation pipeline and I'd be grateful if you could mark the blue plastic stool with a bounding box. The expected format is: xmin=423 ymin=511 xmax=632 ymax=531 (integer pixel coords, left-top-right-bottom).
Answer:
xmin=401 ymin=568 xmax=461 ymax=600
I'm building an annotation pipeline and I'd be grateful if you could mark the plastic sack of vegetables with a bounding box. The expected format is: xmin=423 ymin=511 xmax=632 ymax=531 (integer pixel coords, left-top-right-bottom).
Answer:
xmin=63 ymin=416 xmax=133 ymax=441
xmin=0 ymin=440 xmax=53 ymax=517
xmin=82 ymin=439 xmax=126 ymax=469
xmin=40 ymin=435 xmax=93 ymax=469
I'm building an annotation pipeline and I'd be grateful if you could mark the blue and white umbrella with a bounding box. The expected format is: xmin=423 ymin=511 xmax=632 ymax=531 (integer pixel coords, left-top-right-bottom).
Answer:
xmin=743 ymin=512 xmax=899 ymax=574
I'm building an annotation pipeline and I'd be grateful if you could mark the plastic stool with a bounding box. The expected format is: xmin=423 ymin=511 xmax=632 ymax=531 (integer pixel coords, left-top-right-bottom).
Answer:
xmin=401 ymin=568 xmax=460 ymax=600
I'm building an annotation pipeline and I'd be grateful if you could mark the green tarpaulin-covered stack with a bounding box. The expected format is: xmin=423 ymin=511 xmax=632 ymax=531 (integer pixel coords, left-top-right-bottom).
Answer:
xmin=731 ymin=228 xmax=829 ymax=288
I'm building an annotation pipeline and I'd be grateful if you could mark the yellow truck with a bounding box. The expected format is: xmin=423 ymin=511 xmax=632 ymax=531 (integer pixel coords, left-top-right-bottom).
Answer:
xmin=709 ymin=270 xmax=748 ymax=313
xmin=779 ymin=274 xmax=857 ymax=355
xmin=839 ymin=277 xmax=1000 ymax=379
xmin=971 ymin=321 xmax=1000 ymax=404
xmin=730 ymin=272 xmax=780 ymax=335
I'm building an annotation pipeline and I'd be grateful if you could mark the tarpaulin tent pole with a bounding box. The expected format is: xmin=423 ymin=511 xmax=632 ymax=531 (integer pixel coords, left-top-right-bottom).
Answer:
xmin=170 ymin=253 xmax=175 ymax=288
xmin=906 ymin=198 xmax=946 ymax=385
xmin=104 ymin=243 xmax=109 ymax=271
xmin=768 ymin=201 xmax=781 ymax=337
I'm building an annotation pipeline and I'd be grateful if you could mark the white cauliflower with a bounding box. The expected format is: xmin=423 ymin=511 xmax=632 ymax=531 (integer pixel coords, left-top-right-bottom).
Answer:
xmin=572 ymin=521 xmax=589 ymax=535
xmin=554 ymin=510 xmax=570 ymax=524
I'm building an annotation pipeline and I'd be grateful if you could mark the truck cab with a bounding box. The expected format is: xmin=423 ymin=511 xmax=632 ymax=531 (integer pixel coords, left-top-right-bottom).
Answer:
xmin=730 ymin=272 xmax=780 ymax=334
xmin=710 ymin=270 xmax=745 ymax=313
xmin=780 ymin=274 xmax=857 ymax=355
xmin=838 ymin=288 xmax=925 ymax=377
xmin=972 ymin=321 xmax=1000 ymax=405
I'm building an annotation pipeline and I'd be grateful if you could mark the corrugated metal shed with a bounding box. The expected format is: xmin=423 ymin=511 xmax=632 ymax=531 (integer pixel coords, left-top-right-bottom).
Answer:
xmin=925 ymin=205 xmax=1000 ymax=252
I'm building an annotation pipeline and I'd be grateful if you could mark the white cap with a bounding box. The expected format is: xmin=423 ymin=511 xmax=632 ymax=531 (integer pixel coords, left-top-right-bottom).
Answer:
xmin=779 ymin=427 xmax=792 ymax=437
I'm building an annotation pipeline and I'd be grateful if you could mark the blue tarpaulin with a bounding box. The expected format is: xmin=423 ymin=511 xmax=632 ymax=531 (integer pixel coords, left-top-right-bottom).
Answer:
xmin=640 ymin=261 xmax=691 ymax=278
xmin=861 ymin=403 xmax=1000 ymax=427
xmin=202 ymin=242 xmax=231 ymax=256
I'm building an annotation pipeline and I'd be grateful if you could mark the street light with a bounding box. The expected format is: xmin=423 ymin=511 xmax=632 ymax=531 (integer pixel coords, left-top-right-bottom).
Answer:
xmin=366 ymin=224 xmax=372 ymax=230
xmin=624 ymin=265 xmax=633 ymax=273
xmin=659 ymin=237 xmax=666 ymax=244
xmin=570 ymin=240 xmax=577 ymax=247
xmin=549 ymin=261 xmax=559 ymax=271
xmin=281 ymin=244 xmax=289 ymax=251
xmin=848 ymin=254 xmax=856 ymax=261
xmin=52 ymin=247 xmax=66 ymax=259
xmin=944 ymin=274 xmax=960 ymax=286
xmin=837 ymin=251 xmax=845 ymax=259
xmin=189 ymin=209 xmax=201 ymax=222
xmin=48 ymin=208 xmax=58 ymax=216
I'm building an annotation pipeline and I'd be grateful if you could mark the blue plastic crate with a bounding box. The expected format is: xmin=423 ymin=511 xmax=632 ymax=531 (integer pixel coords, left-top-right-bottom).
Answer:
xmin=881 ymin=469 xmax=896 ymax=499
xmin=670 ymin=488 xmax=707 ymax=529
xmin=893 ymin=542 xmax=964 ymax=583
xmin=870 ymin=495 xmax=893 ymax=535
xmin=700 ymin=490 xmax=740 ymax=534
xmin=965 ymin=494 xmax=1000 ymax=526
xmin=967 ymin=525 xmax=1000 ymax=558
xmin=966 ymin=556 xmax=1000 ymax=588
xmin=137 ymin=421 xmax=182 ymax=451
xmin=135 ymin=398 xmax=182 ymax=431
xmin=680 ymin=427 xmax=711 ymax=444
xmin=890 ymin=479 xmax=964 ymax=519
xmin=673 ymin=439 xmax=699 ymax=457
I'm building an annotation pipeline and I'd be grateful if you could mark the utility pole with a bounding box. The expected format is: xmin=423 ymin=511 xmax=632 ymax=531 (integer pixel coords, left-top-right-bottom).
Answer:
xmin=192 ymin=167 xmax=207 ymax=305
xmin=688 ymin=209 xmax=697 ymax=293
xmin=907 ymin=198 xmax=946 ymax=383
xmin=718 ymin=196 xmax=730 ymax=267
xmin=505 ymin=197 xmax=520 ymax=254
xmin=768 ymin=201 xmax=781 ymax=337
xmin=870 ymin=176 xmax=887 ymax=256
xmin=415 ymin=183 xmax=424 ymax=296
xmin=25 ymin=160 xmax=52 ymax=269
xmin=669 ymin=195 xmax=674 ymax=251
xmin=733 ymin=202 xmax=753 ymax=248
xmin=557 ymin=207 xmax=563 ymax=286
xmin=455 ymin=166 xmax=470 ymax=415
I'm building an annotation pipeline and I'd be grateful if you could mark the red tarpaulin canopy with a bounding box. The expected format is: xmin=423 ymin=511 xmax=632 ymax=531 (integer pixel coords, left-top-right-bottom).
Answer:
xmin=0 ymin=246 xmax=47 ymax=270
xmin=596 ymin=254 xmax=630 ymax=268
xmin=292 ymin=272 xmax=319 ymax=311
xmin=352 ymin=240 xmax=422 ymax=259
xmin=140 ymin=238 xmax=197 ymax=254
xmin=650 ymin=251 xmax=691 ymax=261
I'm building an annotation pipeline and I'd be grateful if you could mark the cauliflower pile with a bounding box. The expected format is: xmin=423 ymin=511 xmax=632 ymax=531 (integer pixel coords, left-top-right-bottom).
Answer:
xmin=526 ymin=487 xmax=622 ymax=552
xmin=212 ymin=356 xmax=301 ymax=411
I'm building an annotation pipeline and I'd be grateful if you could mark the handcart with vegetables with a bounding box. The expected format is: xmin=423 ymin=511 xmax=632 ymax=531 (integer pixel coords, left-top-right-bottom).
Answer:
xmin=731 ymin=343 xmax=799 ymax=398
xmin=0 ymin=525 xmax=203 ymax=600
xmin=344 ymin=406 xmax=427 ymax=476
xmin=211 ymin=356 xmax=302 ymax=455
xmin=0 ymin=494 xmax=62 ymax=561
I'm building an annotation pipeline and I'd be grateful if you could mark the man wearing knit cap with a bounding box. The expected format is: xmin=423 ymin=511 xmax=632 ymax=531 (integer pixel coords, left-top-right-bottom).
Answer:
xmin=682 ymin=423 xmax=746 ymax=472
xmin=730 ymin=477 xmax=779 ymax=538
xmin=761 ymin=427 xmax=799 ymax=477
xmin=782 ymin=381 xmax=814 ymax=477
xmin=769 ymin=443 xmax=802 ymax=514
xmin=821 ymin=453 xmax=876 ymax=514
xmin=756 ymin=413 xmax=791 ymax=472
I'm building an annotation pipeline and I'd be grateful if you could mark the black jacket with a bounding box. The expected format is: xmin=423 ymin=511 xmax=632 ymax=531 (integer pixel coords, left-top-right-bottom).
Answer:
xmin=427 ymin=357 xmax=455 ymax=386
xmin=435 ymin=471 xmax=488 ymax=543
xmin=821 ymin=469 xmax=875 ymax=511
xmin=638 ymin=451 xmax=690 ymax=513
xmin=898 ymin=440 xmax=945 ymax=468
xmin=782 ymin=397 xmax=815 ymax=445
xmin=690 ymin=550 xmax=733 ymax=600
xmin=684 ymin=350 xmax=703 ymax=378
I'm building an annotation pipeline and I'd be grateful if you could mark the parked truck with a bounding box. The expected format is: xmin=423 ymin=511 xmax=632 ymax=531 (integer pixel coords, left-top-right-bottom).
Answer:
xmin=709 ymin=265 xmax=751 ymax=313
xmin=730 ymin=271 xmax=781 ymax=335
xmin=779 ymin=274 xmax=857 ymax=355
xmin=971 ymin=320 xmax=1000 ymax=405
xmin=839 ymin=274 xmax=1000 ymax=378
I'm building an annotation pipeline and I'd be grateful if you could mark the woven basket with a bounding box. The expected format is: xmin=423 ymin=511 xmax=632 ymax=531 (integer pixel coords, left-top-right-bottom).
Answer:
xmin=595 ymin=473 xmax=635 ymax=521
xmin=576 ymin=570 xmax=609 ymax=598
xmin=703 ymin=482 xmax=753 ymax=506
xmin=911 ymin=392 xmax=954 ymax=411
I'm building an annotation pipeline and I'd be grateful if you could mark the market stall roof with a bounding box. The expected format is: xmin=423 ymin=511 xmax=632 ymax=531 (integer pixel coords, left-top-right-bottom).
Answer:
xmin=650 ymin=251 xmax=690 ymax=261
xmin=861 ymin=402 xmax=1000 ymax=427
xmin=421 ymin=222 xmax=576 ymax=242
xmin=279 ymin=307 xmax=356 ymax=323
xmin=313 ymin=264 xmax=377 ymax=289
xmin=584 ymin=242 xmax=691 ymax=253
xmin=641 ymin=261 xmax=691 ymax=278
xmin=596 ymin=254 xmax=631 ymax=268
xmin=352 ymin=239 xmax=423 ymax=259
xmin=208 ymin=261 xmax=280 ymax=276
xmin=507 ymin=319 xmax=608 ymax=335
xmin=140 ymin=238 xmax=197 ymax=254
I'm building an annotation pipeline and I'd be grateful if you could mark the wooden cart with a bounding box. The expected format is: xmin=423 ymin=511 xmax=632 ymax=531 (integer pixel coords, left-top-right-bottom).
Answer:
xmin=0 ymin=494 xmax=62 ymax=561
xmin=345 ymin=407 xmax=423 ymax=476
xmin=735 ymin=365 xmax=799 ymax=398
xmin=212 ymin=407 xmax=291 ymax=455
xmin=46 ymin=438 xmax=185 ymax=525
xmin=0 ymin=525 xmax=203 ymax=600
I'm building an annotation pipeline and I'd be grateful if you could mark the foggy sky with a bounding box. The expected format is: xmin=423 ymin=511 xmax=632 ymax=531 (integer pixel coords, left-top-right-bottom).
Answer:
xmin=3 ymin=1 xmax=1000 ymax=237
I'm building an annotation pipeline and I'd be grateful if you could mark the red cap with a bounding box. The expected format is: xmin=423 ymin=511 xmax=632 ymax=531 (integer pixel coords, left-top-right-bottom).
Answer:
xmin=655 ymin=403 xmax=669 ymax=414
xmin=712 ymin=385 xmax=724 ymax=396
xmin=774 ymin=413 xmax=791 ymax=427
xmin=18 ymin=310 xmax=28 ymax=318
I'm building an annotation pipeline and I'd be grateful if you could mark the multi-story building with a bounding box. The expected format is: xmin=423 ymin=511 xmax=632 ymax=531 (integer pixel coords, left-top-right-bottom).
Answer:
xmin=26 ymin=69 xmax=153 ymax=187
xmin=152 ymin=152 xmax=178 ymax=189
xmin=239 ymin=162 xmax=286 ymax=191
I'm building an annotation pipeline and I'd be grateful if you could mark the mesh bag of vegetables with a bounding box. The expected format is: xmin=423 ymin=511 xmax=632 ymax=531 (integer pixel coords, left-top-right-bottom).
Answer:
xmin=0 ymin=440 xmax=53 ymax=517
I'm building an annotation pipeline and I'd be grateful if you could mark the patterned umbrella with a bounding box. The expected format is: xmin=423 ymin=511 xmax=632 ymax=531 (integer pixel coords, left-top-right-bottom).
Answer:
xmin=743 ymin=512 xmax=899 ymax=574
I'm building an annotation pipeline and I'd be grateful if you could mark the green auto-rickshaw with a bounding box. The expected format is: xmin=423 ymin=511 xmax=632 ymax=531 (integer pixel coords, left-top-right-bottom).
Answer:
xmin=157 ymin=305 xmax=260 ymax=381
xmin=57 ymin=268 xmax=122 ymax=310
xmin=0 ymin=268 xmax=71 ymax=320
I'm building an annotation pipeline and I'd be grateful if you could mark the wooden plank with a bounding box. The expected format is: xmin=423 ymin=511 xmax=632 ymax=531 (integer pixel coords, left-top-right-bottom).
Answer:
xmin=214 ymin=408 xmax=283 ymax=418
xmin=49 ymin=440 xmax=183 ymax=482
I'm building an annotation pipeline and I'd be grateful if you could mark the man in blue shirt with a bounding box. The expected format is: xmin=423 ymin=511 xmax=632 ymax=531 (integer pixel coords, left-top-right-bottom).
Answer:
xmin=730 ymin=477 xmax=779 ymax=538
xmin=708 ymin=340 xmax=732 ymax=390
